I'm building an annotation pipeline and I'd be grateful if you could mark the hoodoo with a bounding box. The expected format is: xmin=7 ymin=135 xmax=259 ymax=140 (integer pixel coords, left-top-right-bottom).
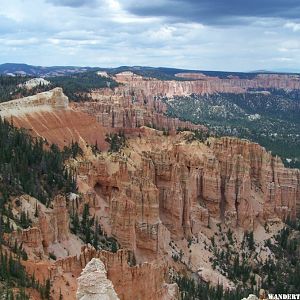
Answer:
xmin=76 ymin=258 xmax=120 ymax=300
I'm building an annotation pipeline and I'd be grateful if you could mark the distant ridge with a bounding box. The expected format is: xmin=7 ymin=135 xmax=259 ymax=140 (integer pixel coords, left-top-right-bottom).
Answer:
xmin=0 ymin=63 xmax=97 ymax=77
xmin=250 ymin=69 xmax=300 ymax=74
xmin=0 ymin=63 xmax=299 ymax=79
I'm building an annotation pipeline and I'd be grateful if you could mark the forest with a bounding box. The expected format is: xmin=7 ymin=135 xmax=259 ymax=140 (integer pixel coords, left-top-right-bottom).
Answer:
xmin=0 ymin=72 xmax=118 ymax=103
xmin=163 ymin=90 xmax=300 ymax=168
xmin=0 ymin=117 xmax=83 ymax=298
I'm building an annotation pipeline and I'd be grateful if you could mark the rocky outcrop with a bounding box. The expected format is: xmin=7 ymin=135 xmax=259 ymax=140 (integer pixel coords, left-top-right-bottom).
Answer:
xmin=0 ymin=88 xmax=108 ymax=149
xmin=73 ymin=90 xmax=205 ymax=132
xmin=76 ymin=247 xmax=176 ymax=300
xmin=210 ymin=137 xmax=299 ymax=224
xmin=0 ymin=87 xmax=68 ymax=117
xmin=76 ymin=258 xmax=120 ymax=300
xmin=9 ymin=195 xmax=70 ymax=254
xmin=39 ymin=195 xmax=70 ymax=247
xmin=19 ymin=78 xmax=50 ymax=90
xmin=114 ymin=72 xmax=300 ymax=96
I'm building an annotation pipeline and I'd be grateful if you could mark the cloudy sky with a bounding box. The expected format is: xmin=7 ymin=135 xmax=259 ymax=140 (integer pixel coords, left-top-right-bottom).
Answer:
xmin=0 ymin=0 xmax=300 ymax=71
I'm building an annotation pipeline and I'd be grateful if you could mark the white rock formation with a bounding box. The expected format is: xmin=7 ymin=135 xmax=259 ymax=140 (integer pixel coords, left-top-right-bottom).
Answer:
xmin=21 ymin=78 xmax=50 ymax=89
xmin=0 ymin=88 xmax=68 ymax=118
xmin=76 ymin=258 xmax=120 ymax=300
xmin=241 ymin=295 xmax=258 ymax=300
xmin=96 ymin=71 xmax=110 ymax=78
xmin=162 ymin=283 xmax=180 ymax=300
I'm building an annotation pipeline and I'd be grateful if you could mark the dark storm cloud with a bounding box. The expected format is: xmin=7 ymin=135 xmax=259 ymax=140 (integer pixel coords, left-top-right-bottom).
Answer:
xmin=125 ymin=0 xmax=300 ymax=25
xmin=1 ymin=0 xmax=300 ymax=71
xmin=46 ymin=0 xmax=98 ymax=7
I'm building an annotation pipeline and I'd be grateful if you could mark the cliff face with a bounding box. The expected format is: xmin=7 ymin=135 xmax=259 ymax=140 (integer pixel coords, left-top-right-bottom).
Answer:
xmin=74 ymin=131 xmax=299 ymax=260
xmin=73 ymin=89 xmax=205 ymax=132
xmin=24 ymin=246 xmax=176 ymax=300
xmin=0 ymin=88 xmax=108 ymax=149
xmin=0 ymin=87 xmax=68 ymax=117
xmin=209 ymin=137 xmax=299 ymax=224
xmin=7 ymin=195 xmax=71 ymax=256
xmin=147 ymin=135 xmax=298 ymax=234
xmin=17 ymin=130 xmax=291 ymax=298
xmin=115 ymin=72 xmax=300 ymax=96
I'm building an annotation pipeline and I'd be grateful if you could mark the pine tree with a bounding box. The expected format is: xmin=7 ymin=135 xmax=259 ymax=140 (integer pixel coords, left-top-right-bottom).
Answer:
xmin=93 ymin=219 xmax=99 ymax=249
xmin=44 ymin=279 xmax=51 ymax=300
xmin=111 ymin=240 xmax=118 ymax=253
xmin=34 ymin=201 xmax=39 ymax=218
xmin=72 ymin=211 xmax=80 ymax=234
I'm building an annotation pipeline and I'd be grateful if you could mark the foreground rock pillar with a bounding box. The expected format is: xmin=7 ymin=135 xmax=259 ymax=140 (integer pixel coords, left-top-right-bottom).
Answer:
xmin=76 ymin=258 xmax=120 ymax=300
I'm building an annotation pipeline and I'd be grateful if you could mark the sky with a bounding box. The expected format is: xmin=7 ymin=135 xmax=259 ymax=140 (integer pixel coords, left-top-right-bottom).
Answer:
xmin=0 ymin=0 xmax=300 ymax=71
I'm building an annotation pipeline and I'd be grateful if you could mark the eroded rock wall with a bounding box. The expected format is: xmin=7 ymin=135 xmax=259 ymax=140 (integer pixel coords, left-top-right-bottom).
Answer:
xmin=75 ymin=131 xmax=299 ymax=260
xmin=8 ymin=195 xmax=70 ymax=253
xmin=115 ymin=72 xmax=300 ymax=96
xmin=73 ymin=91 xmax=204 ymax=132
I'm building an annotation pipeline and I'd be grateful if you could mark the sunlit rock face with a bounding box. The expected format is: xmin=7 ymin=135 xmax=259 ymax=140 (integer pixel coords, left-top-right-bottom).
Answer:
xmin=76 ymin=258 xmax=120 ymax=300
xmin=0 ymin=88 xmax=109 ymax=149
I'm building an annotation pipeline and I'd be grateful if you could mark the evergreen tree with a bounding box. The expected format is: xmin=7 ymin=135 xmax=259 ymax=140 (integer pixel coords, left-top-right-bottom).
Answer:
xmin=44 ymin=279 xmax=51 ymax=300
xmin=34 ymin=201 xmax=39 ymax=218
xmin=71 ymin=211 xmax=80 ymax=234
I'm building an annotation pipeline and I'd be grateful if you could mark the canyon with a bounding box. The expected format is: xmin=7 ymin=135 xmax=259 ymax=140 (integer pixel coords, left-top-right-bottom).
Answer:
xmin=1 ymin=72 xmax=300 ymax=299
xmin=114 ymin=71 xmax=300 ymax=96
xmin=70 ymin=71 xmax=300 ymax=136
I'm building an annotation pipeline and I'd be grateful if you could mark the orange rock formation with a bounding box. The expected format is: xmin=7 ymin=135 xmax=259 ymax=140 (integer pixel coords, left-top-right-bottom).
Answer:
xmin=115 ymin=71 xmax=300 ymax=96
xmin=1 ymin=83 xmax=299 ymax=299
xmin=0 ymin=88 xmax=108 ymax=149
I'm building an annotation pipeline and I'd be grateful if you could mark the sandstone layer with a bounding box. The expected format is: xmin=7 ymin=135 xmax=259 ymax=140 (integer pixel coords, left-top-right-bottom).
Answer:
xmin=0 ymin=87 xmax=68 ymax=117
xmin=115 ymin=71 xmax=300 ymax=96
xmin=0 ymin=88 xmax=108 ymax=149
xmin=73 ymin=89 xmax=205 ymax=132
xmin=72 ymin=130 xmax=300 ymax=263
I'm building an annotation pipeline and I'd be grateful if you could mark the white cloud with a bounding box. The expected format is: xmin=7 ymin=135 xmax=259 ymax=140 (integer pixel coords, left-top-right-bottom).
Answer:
xmin=0 ymin=38 xmax=39 ymax=46
xmin=284 ymin=22 xmax=300 ymax=32
xmin=272 ymin=57 xmax=293 ymax=62
xmin=0 ymin=0 xmax=299 ymax=72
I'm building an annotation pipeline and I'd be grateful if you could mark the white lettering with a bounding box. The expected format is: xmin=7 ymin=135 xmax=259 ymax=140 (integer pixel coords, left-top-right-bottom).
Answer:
xmin=268 ymin=295 xmax=300 ymax=300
